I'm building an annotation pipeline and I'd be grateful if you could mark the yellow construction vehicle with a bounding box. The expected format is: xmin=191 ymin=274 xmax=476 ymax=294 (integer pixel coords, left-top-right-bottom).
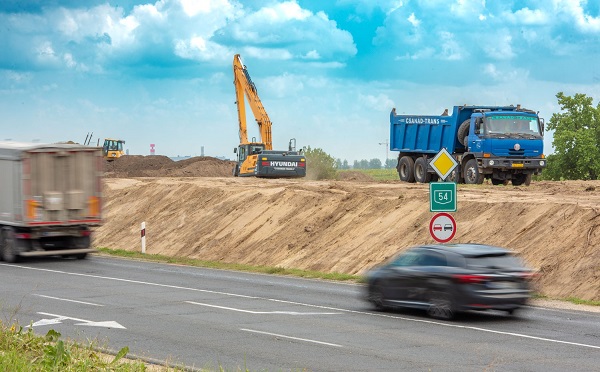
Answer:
xmin=101 ymin=138 xmax=126 ymax=161
xmin=232 ymin=54 xmax=306 ymax=177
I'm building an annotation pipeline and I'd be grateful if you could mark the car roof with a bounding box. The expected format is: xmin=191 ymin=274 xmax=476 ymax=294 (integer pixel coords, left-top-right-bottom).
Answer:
xmin=416 ymin=243 xmax=511 ymax=257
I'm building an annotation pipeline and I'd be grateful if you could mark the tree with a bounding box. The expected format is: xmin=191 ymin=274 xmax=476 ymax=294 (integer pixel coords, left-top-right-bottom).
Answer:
xmin=368 ymin=158 xmax=382 ymax=169
xmin=384 ymin=158 xmax=397 ymax=169
xmin=303 ymin=146 xmax=337 ymax=180
xmin=543 ymin=92 xmax=600 ymax=180
xmin=342 ymin=159 xmax=349 ymax=169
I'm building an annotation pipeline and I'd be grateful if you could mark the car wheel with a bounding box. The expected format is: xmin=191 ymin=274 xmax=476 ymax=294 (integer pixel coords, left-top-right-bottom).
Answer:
xmin=369 ymin=284 xmax=387 ymax=312
xmin=427 ymin=291 xmax=455 ymax=320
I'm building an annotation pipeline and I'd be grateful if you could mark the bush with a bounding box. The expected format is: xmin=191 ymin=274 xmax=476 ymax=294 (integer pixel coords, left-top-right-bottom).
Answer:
xmin=303 ymin=146 xmax=337 ymax=180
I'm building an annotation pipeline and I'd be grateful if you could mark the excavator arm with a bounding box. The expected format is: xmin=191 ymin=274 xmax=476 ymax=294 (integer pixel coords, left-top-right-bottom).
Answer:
xmin=233 ymin=54 xmax=273 ymax=150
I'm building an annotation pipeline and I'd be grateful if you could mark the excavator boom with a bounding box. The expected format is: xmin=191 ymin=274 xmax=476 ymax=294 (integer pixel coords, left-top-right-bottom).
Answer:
xmin=233 ymin=54 xmax=273 ymax=150
xmin=232 ymin=54 xmax=305 ymax=178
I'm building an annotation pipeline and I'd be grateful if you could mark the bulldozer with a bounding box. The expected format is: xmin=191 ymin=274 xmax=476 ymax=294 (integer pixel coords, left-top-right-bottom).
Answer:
xmin=101 ymin=138 xmax=126 ymax=161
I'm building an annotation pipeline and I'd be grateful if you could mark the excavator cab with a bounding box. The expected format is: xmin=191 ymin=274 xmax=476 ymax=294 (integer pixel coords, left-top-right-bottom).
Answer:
xmin=102 ymin=138 xmax=126 ymax=161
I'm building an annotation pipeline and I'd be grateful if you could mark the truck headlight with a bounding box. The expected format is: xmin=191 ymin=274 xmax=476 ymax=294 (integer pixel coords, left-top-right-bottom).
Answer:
xmin=539 ymin=160 xmax=545 ymax=166
xmin=488 ymin=160 xmax=495 ymax=166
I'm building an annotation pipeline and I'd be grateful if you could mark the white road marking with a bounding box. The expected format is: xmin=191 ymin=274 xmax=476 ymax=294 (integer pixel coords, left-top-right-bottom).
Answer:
xmin=241 ymin=328 xmax=343 ymax=348
xmin=33 ymin=294 xmax=103 ymax=307
xmin=4 ymin=263 xmax=600 ymax=350
xmin=31 ymin=312 xmax=126 ymax=329
xmin=186 ymin=301 xmax=340 ymax=315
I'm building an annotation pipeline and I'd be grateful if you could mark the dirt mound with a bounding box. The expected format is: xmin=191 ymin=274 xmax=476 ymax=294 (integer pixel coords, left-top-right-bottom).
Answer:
xmin=103 ymin=155 xmax=235 ymax=178
xmin=95 ymin=178 xmax=600 ymax=302
xmin=337 ymin=171 xmax=375 ymax=181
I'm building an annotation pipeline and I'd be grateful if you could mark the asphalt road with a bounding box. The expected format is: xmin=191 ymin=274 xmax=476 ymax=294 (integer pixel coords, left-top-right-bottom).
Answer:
xmin=1 ymin=255 xmax=599 ymax=371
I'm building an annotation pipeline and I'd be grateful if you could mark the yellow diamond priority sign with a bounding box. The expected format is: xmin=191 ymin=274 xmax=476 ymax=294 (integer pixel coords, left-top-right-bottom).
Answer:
xmin=430 ymin=148 xmax=458 ymax=181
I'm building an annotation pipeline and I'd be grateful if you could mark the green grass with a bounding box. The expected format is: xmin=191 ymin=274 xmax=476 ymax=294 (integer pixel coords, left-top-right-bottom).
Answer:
xmin=0 ymin=323 xmax=152 ymax=371
xmin=97 ymin=248 xmax=361 ymax=282
xmin=338 ymin=168 xmax=398 ymax=181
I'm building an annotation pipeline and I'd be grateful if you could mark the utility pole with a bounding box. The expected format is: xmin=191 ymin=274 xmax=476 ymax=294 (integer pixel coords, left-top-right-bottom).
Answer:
xmin=378 ymin=140 xmax=389 ymax=165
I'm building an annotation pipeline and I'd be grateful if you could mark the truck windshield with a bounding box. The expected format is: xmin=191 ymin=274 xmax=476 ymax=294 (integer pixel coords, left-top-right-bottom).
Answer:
xmin=484 ymin=115 xmax=541 ymax=137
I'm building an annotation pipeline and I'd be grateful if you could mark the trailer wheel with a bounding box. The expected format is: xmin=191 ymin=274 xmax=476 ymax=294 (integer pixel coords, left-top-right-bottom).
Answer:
xmin=464 ymin=159 xmax=483 ymax=184
xmin=1 ymin=229 xmax=19 ymax=263
xmin=398 ymin=156 xmax=415 ymax=183
xmin=414 ymin=157 xmax=431 ymax=183
xmin=457 ymin=119 xmax=470 ymax=146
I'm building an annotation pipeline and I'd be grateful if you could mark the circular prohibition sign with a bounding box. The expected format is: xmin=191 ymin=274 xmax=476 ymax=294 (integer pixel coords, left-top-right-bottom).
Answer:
xmin=429 ymin=212 xmax=457 ymax=243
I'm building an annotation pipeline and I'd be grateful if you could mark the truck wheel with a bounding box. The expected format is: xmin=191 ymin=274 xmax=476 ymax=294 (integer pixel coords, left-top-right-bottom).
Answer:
xmin=524 ymin=174 xmax=532 ymax=186
xmin=446 ymin=167 xmax=463 ymax=183
xmin=414 ymin=157 xmax=431 ymax=183
xmin=491 ymin=178 xmax=506 ymax=186
xmin=464 ymin=159 xmax=483 ymax=184
xmin=457 ymin=119 xmax=470 ymax=146
xmin=1 ymin=229 xmax=19 ymax=263
xmin=511 ymin=174 xmax=529 ymax=186
xmin=398 ymin=156 xmax=415 ymax=183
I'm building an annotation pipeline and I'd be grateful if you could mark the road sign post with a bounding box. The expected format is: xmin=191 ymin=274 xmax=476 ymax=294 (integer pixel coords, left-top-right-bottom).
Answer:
xmin=430 ymin=182 xmax=457 ymax=212
xmin=429 ymin=212 xmax=457 ymax=243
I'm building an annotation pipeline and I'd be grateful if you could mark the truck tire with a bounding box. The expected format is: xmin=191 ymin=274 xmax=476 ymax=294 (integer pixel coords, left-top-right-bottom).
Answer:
xmin=398 ymin=156 xmax=415 ymax=183
xmin=233 ymin=165 xmax=239 ymax=177
xmin=457 ymin=119 xmax=470 ymax=146
xmin=464 ymin=159 xmax=483 ymax=184
xmin=414 ymin=157 xmax=431 ymax=183
xmin=1 ymin=229 xmax=19 ymax=263
xmin=511 ymin=174 xmax=531 ymax=186
xmin=446 ymin=166 xmax=463 ymax=184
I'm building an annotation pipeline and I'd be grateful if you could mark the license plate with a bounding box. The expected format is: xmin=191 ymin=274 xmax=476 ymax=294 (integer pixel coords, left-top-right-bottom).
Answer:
xmin=488 ymin=281 xmax=518 ymax=289
xmin=512 ymin=163 xmax=524 ymax=168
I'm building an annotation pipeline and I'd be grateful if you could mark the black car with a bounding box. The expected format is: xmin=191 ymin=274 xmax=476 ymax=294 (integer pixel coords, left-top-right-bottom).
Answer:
xmin=365 ymin=243 xmax=536 ymax=320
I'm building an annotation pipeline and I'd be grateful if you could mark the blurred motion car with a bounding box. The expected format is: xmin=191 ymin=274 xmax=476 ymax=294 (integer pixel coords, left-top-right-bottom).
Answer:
xmin=365 ymin=243 xmax=536 ymax=320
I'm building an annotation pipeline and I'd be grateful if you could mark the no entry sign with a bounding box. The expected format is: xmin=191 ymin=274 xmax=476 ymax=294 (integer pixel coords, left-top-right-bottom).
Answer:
xmin=429 ymin=212 xmax=457 ymax=243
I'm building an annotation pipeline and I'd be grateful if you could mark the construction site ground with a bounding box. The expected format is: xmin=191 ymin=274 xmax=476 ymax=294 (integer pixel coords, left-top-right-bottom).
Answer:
xmin=95 ymin=155 xmax=600 ymax=303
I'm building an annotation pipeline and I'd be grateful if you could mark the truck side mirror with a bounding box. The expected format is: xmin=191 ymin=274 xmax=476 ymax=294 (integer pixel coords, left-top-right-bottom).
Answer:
xmin=540 ymin=118 xmax=545 ymax=132
xmin=475 ymin=118 xmax=482 ymax=134
xmin=233 ymin=148 xmax=237 ymax=153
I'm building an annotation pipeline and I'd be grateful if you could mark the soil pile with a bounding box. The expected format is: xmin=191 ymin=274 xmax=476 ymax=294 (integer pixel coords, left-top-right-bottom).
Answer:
xmin=94 ymin=177 xmax=600 ymax=302
xmin=104 ymin=155 xmax=235 ymax=178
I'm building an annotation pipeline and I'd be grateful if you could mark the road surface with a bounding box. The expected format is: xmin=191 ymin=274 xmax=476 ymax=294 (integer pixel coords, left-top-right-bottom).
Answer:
xmin=1 ymin=256 xmax=599 ymax=371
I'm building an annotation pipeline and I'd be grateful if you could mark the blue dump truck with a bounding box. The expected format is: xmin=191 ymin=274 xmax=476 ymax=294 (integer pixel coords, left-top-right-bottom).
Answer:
xmin=390 ymin=105 xmax=546 ymax=185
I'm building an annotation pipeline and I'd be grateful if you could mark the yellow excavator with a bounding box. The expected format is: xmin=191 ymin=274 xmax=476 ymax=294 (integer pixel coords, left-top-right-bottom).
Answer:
xmin=232 ymin=54 xmax=306 ymax=178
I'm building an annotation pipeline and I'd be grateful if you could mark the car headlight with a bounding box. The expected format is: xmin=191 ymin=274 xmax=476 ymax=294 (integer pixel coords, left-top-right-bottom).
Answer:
xmin=488 ymin=160 xmax=495 ymax=166
xmin=539 ymin=160 xmax=545 ymax=166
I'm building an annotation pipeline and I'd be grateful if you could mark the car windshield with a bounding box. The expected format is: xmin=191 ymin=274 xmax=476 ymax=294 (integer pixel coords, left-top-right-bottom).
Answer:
xmin=484 ymin=115 xmax=541 ymax=137
xmin=466 ymin=254 xmax=525 ymax=270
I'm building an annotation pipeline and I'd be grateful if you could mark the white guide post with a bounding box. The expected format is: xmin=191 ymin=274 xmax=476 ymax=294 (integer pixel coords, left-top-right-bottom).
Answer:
xmin=141 ymin=222 xmax=146 ymax=254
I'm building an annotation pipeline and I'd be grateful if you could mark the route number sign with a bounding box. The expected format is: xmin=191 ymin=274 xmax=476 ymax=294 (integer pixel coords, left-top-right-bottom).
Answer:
xmin=429 ymin=212 xmax=457 ymax=243
xmin=430 ymin=182 xmax=457 ymax=212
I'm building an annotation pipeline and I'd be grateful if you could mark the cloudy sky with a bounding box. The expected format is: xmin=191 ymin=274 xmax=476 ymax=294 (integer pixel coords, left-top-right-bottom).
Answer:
xmin=1 ymin=0 xmax=599 ymax=162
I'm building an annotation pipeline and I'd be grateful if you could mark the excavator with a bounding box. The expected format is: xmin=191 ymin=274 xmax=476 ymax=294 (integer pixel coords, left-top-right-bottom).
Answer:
xmin=232 ymin=54 xmax=306 ymax=178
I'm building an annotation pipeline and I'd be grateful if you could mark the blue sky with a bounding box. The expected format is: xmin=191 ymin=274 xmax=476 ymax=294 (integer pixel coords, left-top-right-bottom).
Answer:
xmin=1 ymin=0 xmax=599 ymax=162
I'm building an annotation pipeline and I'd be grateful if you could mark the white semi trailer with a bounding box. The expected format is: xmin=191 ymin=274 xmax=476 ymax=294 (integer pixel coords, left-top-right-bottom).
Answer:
xmin=0 ymin=142 xmax=102 ymax=262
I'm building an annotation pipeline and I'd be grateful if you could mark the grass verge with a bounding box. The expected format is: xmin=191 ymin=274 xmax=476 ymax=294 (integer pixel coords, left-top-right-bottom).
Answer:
xmin=0 ymin=322 xmax=152 ymax=371
xmin=97 ymin=248 xmax=361 ymax=282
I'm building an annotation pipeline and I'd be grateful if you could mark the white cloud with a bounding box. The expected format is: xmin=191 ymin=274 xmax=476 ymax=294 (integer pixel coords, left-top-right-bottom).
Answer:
xmin=483 ymin=63 xmax=530 ymax=82
xmin=481 ymin=30 xmax=515 ymax=60
xmin=439 ymin=31 xmax=464 ymax=60
xmin=450 ymin=0 xmax=486 ymax=18
xmin=359 ymin=93 xmax=395 ymax=112
xmin=243 ymin=47 xmax=293 ymax=60
xmin=554 ymin=0 xmax=600 ymax=33
xmin=407 ymin=13 xmax=420 ymax=27
xmin=262 ymin=73 xmax=304 ymax=98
